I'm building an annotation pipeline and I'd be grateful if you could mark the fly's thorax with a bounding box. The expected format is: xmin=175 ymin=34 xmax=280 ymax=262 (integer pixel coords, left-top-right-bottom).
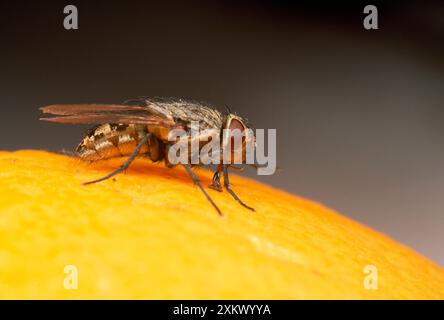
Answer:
xmin=76 ymin=123 xmax=154 ymax=161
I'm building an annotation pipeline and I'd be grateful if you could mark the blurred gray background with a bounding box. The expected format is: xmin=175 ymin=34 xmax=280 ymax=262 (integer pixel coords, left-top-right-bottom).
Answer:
xmin=1 ymin=1 xmax=443 ymax=266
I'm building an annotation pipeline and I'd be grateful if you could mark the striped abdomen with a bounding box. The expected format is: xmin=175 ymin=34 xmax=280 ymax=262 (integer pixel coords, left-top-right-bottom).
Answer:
xmin=76 ymin=123 xmax=163 ymax=162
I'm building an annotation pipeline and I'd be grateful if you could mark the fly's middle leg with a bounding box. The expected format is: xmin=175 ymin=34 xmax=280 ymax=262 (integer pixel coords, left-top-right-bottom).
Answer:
xmin=183 ymin=164 xmax=223 ymax=216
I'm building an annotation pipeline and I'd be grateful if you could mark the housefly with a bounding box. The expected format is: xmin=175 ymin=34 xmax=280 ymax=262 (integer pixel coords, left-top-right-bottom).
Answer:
xmin=40 ymin=97 xmax=255 ymax=215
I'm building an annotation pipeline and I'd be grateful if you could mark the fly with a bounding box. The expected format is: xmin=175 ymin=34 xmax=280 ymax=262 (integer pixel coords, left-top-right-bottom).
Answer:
xmin=40 ymin=97 xmax=256 ymax=215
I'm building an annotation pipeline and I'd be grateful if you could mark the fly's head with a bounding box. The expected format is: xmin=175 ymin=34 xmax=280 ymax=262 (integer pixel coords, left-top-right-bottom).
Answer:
xmin=222 ymin=113 xmax=255 ymax=164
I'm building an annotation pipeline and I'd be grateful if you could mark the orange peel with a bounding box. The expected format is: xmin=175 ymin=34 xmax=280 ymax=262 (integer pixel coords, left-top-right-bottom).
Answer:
xmin=0 ymin=150 xmax=443 ymax=299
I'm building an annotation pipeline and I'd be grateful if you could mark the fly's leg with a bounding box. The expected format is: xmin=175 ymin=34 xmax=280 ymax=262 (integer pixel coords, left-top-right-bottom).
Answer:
xmin=223 ymin=165 xmax=255 ymax=212
xmin=183 ymin=164 xmax=223 ymax=216
xmin=83 ymin=133 xmax=150 ymax=185
xmin=209 ymin=171 xmax=222 ymax=192
xmin=208 ymin=165 xmax=223 ymax=192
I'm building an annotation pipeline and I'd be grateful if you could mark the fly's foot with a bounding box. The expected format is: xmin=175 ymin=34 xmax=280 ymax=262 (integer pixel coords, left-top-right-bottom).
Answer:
xmin=208 ymin=183 xmax=223 ymax=192
xmin=209 ymin=170 xmax=223 ymax=192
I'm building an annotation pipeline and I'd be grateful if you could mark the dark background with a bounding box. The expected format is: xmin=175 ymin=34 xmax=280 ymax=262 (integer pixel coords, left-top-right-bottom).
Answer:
xmin=1 ymin=1 xmax=443 ymax=266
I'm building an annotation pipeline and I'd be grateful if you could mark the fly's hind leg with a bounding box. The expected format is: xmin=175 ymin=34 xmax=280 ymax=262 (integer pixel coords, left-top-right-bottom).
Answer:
xmin=82 ymin=133 xmax=151 ymax=185
xmin=223 ymin=165 xmax=255 ymax=212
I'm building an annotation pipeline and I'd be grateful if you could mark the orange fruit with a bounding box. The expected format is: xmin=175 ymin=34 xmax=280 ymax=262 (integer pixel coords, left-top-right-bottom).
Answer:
xmin=0 ymin=150 xmax=443 ymax=299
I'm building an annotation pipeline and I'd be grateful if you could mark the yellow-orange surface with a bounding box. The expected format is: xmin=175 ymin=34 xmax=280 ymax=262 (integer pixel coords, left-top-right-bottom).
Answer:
xmin=0 ymin=150 xmax=443 ymax=299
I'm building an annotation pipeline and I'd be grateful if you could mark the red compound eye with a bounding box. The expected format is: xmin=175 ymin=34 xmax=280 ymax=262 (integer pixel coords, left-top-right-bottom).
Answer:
xmin=229 ymin=118 xmax=245 ymax=133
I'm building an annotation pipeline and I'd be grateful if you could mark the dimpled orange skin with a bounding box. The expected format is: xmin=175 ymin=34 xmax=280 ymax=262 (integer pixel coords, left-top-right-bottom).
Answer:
xmin=0 ymin=150 xmax=443 ymax=299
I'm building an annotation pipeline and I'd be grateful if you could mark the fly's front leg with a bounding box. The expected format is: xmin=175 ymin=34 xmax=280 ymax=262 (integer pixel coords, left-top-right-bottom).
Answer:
xmin=82 ymin=133 xmax=150 ymax=185
xmin=208 ymin=164 xmax=223 ymax=192
xmin=223 ymin=165 xmax=255 ymax=212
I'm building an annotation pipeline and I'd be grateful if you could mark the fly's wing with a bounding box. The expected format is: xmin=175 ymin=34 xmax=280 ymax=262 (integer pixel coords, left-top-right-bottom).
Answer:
xmin=40 ymin=104 xmax=175 ymax=126
xmin=40 ymin=99 xmax=225 ymax=145
xmin=40 ymin=104 xmax=148 ymax=115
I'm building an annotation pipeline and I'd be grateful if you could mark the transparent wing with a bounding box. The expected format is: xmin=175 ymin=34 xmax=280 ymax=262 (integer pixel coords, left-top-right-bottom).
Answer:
xmin=40 ymin=104 xmax=149 ymax=115
xmin=39 ymin=104 xmax=175 ymax=126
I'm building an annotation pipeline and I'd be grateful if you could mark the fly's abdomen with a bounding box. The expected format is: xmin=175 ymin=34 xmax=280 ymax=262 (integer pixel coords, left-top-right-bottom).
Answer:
xmin=76 ymin=123 xmax=151 ymax=161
